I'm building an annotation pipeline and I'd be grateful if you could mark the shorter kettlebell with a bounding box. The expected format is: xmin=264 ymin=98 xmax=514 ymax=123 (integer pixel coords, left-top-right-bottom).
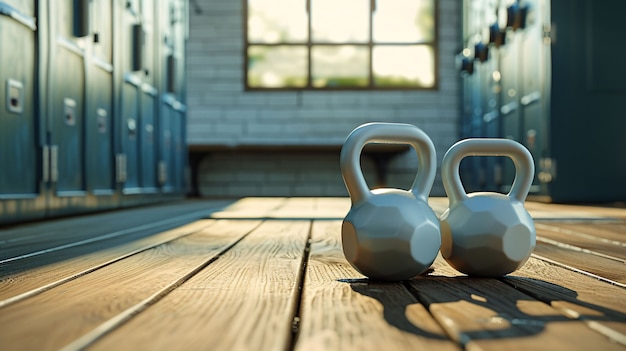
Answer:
xmin=440 ymin=139 xmax=536 ymax=277
xmin=340 ymin=123 xmax=441 ymax=281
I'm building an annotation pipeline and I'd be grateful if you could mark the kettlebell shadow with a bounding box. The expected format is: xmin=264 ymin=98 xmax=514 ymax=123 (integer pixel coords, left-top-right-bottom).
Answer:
xmin=344 ymin=275 xmax=449 ymax=341
xmin=344 ymin=274 xmax=626 ymax=344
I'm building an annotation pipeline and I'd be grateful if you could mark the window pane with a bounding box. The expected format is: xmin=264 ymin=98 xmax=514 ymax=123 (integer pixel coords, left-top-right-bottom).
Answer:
xmin=373 ymin=46 xmax=435 ymax=87
xmin=312 ymin=46 xmax=369 ymax=87
xmin=373 ymin=0 xmax=434 ymax=43
xmin=311 ymin=0 xmax=369 ymax=43
xmin=248 ymin=46 xmax=308 ymax=88
xmin=248 ymin=0 xmax=308 ymax=43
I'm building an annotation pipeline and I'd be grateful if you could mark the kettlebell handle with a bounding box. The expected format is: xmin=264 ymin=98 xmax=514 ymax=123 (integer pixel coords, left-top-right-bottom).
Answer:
xmin=442 ymin=138 xmax=535 ymax=204
xmin=340 ymin=123 xmax=437 ymax=205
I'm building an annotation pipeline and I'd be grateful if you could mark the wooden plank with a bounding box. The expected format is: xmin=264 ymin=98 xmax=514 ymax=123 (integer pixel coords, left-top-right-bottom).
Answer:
xmin=313 ymin=197 xmax=350 ymax=219
xmin=267 ymin=197 xmax=319 ymax=218
xmin=209 ymin=197 xmax=288 ymax=219
xmin=536 ymin=223 xmax=626 ymax=261
xmin=411 ymin=258 xmax=624 ymax=351
xmin=507 ymin=257 xmax=626 ymax=345
xmin=0 ymin=220 xmax=260 ymax=351
xmin=210 ymin=197 xmax=347 ymax=220
xmin=428 ymin=197 xmax=450 ymax=215
xmin=429 ymin=198 xmax=626 ymax=221
xmin=85 ymin=220 xmax=310 ymax=351
xmin=0 ymin=199 xmax=233 ymax=260
xmin=295 ymin=220 xmax=459 ymax=351
xmin=435 ymin=253 xmax=626 ymax=345
xmin=525 ymin=202 xmax=626 ymax=220
xmin=308 ymin=197 xmax=444 ymax=218
xmin=0 ymin=220 xmax=215 ymax=307
xmin=543 ymin=222 xmax=626 ymax=245
xmin=532 ymin=242 xmax=626 ymax=284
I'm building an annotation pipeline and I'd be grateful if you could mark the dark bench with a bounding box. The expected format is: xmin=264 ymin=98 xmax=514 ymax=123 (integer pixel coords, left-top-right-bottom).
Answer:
xmin=187 ymin=144 xmax=410 ymax=197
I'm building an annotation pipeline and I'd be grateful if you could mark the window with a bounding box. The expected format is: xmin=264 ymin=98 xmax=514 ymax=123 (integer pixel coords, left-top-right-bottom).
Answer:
xmin=245 ymin=0 xmax=437 ymax=90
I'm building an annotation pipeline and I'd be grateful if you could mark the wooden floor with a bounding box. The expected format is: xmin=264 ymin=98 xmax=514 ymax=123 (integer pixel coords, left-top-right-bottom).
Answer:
xmin=1 ymin=197 xmax=625 ymax=351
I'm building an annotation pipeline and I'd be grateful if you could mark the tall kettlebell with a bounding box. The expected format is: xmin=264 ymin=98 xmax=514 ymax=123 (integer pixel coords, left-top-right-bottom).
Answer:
xmin=341 ymin=123 xmax=441 ymax=281
xmin=440 ymin=139 xmax=536 ymax=277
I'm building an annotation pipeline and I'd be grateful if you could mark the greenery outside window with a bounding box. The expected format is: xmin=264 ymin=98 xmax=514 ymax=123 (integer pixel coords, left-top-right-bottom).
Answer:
xmin=245 ymin=0 xmax=437 ymax=90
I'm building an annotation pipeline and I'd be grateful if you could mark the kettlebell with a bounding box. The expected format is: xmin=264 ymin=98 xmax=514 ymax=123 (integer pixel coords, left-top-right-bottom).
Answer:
xmin=440 ymin=138 xmax=536 ymax=277
xmin=340 ymin=123 xmax=441 ymax=281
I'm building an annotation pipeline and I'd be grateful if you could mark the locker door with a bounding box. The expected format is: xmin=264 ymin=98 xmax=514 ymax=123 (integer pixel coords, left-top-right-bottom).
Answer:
xmin=140 ymin=89 xmax=158 ymax=189
xmin=172 ymin=0 xmax=187 ymax=193
xmin=468 ymin=52 xmax=489 ymax=191
xmin=499 ymin=26 xmax=522 ymax=192
xmin=120 ymin=0 xmax=142 ymax=191
xmin=49 ymin=0 xmax=87 ymax=195
xmin=156 ymin=0 xmax=174 ymax=192
xmin=0 ymin=1 xmax=38 ymax=198
xmin=172 ymin=0 xmax=188 ymax=100
xmin=121 ymin=79 xmax=141 ymax=190
xmin=140 ymin=0 xmax=158 ymax=190
xmin=159 ymin=102 xmax=173 ymax=190
xmin=482 ymin=54 xmax=501 ymax=191
xmin=171 ymin=108 xmax=185 ymax=191
xmin=518 ymin=0 xmax=548 ymax=194
xmin=87 ymin=0 xmax=115 ymax=193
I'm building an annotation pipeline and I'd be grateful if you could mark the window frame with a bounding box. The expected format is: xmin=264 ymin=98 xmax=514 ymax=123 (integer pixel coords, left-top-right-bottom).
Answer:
xmin=243 ymin=0 xmax=439 ymax=91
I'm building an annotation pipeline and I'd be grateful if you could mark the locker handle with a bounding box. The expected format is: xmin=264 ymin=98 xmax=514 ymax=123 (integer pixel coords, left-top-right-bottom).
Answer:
xmin=0 ymin=2 xmax=36 ymax=30
xmin=6 ymin=79 xmax=24 ymax=114
xmin=42 ymin=146 xmax=50 ymax=183
xmin=116 ymin=154 xmax=127 ymax=183
xmin=506 ymin=3 xmax=528 ymax=31
xmin=167 ymin=55 xmax=176 ymax=93
xmin=132 ymin=24 xmax=145 ymax=71
xmin=520 ymin=91 xmax=541 ymax=106
xmin=474 ymin=42 xmax=489 ymax=63
xmin=74 ymin=0 xmax=90 ymax=37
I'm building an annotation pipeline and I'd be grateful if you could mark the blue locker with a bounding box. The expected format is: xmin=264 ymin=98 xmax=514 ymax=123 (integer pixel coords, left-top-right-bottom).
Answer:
xmin=140 ymin=89 xmax=158 ymax=190
xmin=121 ymin=79 xmax=141 ymax=190
xmin=0 ymin=1 xmax=38 ymax=197
xmin=156 ymin=0 xmax=184 ymax=192
xmin=49 ymin=0 xmax=87 ymax=194
xmin=86 ymin=0 xmax=115 ymax=193
xmin=518 ymin=0 xmax=548 ymax=194
xmin=481 ymin=50 xmax=501 ymax=192
xmin=1 ymin=0 xmax=189 ymax=225
xmin=499 ymin=25 xmax=521 ymax=192
xmin=120 ymin=0 xmax=142 ymax=192
xmin=159 ymin=101 xmax=173 ymax=190
xmin=171 ymin=108 xmax=186 ymax=191
xmin=139 ymin=0 xmax=158 ymax=190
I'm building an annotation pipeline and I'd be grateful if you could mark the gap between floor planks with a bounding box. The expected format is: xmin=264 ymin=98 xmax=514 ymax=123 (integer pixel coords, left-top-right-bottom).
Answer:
xmin=77 ymin=219 xmax=311 ymax=351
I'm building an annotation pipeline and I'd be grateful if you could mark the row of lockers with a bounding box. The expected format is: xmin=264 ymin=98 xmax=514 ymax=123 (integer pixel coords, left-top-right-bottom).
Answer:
xmin=459 ymin=0 xmax=626 ymax=202
xmin=458 ymin=0 xmax=550 ymax=195
xmin=1 ymin=0 xmax=189 ymax=225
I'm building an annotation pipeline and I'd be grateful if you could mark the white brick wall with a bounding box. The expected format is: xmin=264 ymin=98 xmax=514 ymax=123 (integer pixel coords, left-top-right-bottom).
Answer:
xmin=187 ymin=0 xmax=461 ymax=197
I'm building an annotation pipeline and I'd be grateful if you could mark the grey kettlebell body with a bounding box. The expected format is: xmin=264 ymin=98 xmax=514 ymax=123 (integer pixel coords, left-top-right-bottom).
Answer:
xmin=341 ymin=123 xmax=441 ymax=281
xmin=440 ymin=139 xmax=536 ymax=277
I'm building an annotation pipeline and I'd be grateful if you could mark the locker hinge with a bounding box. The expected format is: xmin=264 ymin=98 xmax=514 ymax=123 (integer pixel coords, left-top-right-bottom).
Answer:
xmin=50 ymin=145 xmax=59 ymax=183
xmin=158 ymin=161 xmax=167 ymax=185
xmin=494 ymin=163 xmax=503 ymax=186
xmin=544 ymin=24 xmax=555 ymax=44
xmin=538 ymin=158 xmax=556 ymax=183
xmin=116 ymin=154 xmax=127 ymax=183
